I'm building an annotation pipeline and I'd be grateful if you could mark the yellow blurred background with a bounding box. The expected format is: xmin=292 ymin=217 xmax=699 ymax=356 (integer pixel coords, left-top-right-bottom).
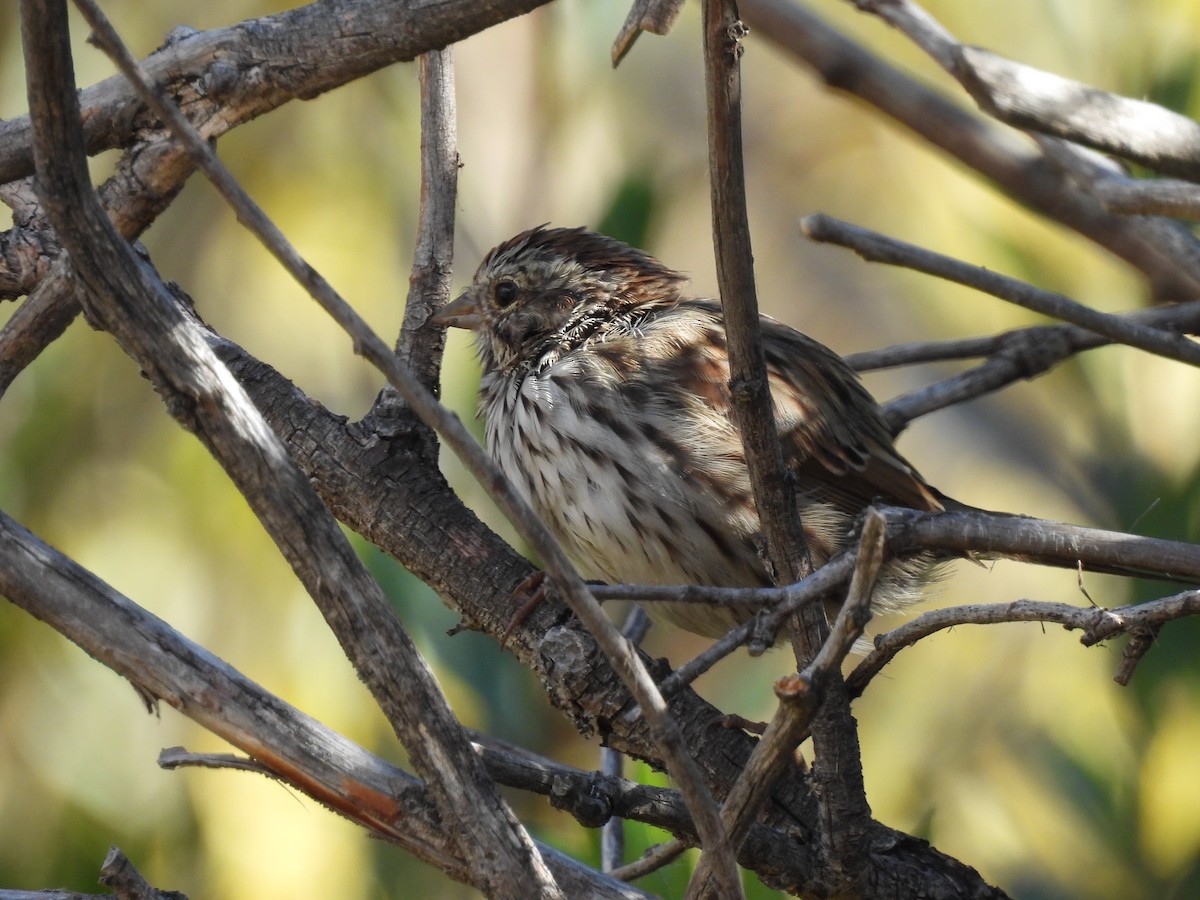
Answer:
xmin=2 ymin=0 xmax=1200 ymax=896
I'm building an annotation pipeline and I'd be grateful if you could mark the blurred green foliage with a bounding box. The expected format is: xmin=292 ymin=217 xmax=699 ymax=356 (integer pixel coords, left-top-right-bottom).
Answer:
xmin=3 ymin=0 xmax=1200 ymax=897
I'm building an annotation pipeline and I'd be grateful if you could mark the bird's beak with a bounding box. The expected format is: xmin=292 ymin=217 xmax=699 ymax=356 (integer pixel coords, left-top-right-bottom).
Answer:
xmin=431 ymin=293 xmax=482 ymax=330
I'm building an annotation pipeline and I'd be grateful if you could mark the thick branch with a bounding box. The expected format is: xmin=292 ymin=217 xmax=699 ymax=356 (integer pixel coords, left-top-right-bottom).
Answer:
xmin=73 ymin=0 xmax=727 ymax=877
xmin=26 ymin=4 xmax=559 ymax=895
xmin=0 ymin=510 xmax=647 ymax=899
xmin=956 ymin=46 xmax=1200 ymax=181
xmin=740 ymin=0 xmax=1200 ymax=298
xmin=0 ymin=0 xmax=554 ymax=185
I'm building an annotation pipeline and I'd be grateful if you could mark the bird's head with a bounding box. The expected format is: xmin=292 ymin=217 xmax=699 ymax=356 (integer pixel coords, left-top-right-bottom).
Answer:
xmin=434 ymin=226 xmax=687 ymax=372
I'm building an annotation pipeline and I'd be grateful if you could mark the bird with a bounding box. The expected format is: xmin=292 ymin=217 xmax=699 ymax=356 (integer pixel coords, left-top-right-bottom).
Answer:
xmin=433 ymin=225 xmax=948 ymax=638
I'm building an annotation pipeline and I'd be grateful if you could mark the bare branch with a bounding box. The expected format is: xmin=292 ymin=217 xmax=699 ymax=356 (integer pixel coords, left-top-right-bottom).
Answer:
xmin=610 ymin=840 xmax=692 ymax=883
xmin=29 ymin=4 xmax=561 ymax=895
xmin=705 ymin=0 xmax=811 ymax=604
xmin=879 ymin=302 xmax=1200 ymax=431
xmin=848 ymin=589 xmax=1200 ymax=697
xmin=845 ymin=334 xmax=1003 ymax=371
xmin=365 ymin=46 xmax=458 ymax=456
xmin=395 ymin=48 xmax=458 ymax=392
xmin=688 ymin=511 xmax=885 ymax=897
xmin=1093 ymin=176 xmax=1200 ymax=220
xmin=0 ymin=510 xmax=649 ymax=899
xmin=848 ymin=0 xmax=1200 ymax=179
xmin=656 ymin=550 xmax=859 ymax=695
xmin=612 ymin=0 xmax=687 ymax=65
xmin=884 ymin=506 xmax=1200 ymax=582
xmin=955 ymin=46 xmax=1200 ymax=181
xmin=0 ymin=0 xmax=554 ymax=185
xmin=802 ymin=214 xmax=1200 ymax=368
xmin=72 ymin=0 xmax=725 ymax=872
xmin=697 ymin=13 xmax=876 ymax=883
xmin=740 ymin=0 xmax=1200 ymax=297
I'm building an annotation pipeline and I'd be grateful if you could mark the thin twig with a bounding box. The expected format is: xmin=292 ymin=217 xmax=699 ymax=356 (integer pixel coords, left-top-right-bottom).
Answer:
xmin=853 ymin=299 xmax=1200 ymax=376
xmin=601 ymin=607 xmax=653 ymax=873
xmin=848 ymin=589 xmax=1200 ymax=697
xmin=158 ymin=747 xmax=274 ymax=776
xmin=655 ymin=550 xmax=859 ymax=697
xmin=72 ymin=0 xmax=728 ymax=877
xmin=592 ymin=582 xmax=787 ymax=608
xmin=609 ymin=840 xmax=692 ymax=883
xmin=687 ymin=511 xmax=885 ymax=896
xmin=879 ymin=301 xmax=1200 ymax=431
xmin=802 ymin=214 xmax=1200 ymax=368
xmin=845 ymin=334 xmax=1002 ymax=371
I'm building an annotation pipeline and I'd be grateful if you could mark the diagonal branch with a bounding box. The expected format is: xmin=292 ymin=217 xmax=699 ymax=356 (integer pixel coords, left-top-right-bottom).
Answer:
xmin=848 ymin=0 xmax=1200 ymax=180
xmin=739 ymin=0 xmax=1200 ymax=298
xmin=0 ymin=0 xmax=555 ymax=185
xmin=876 ymin=308 xmax=1200 ymax=432
xmin=24 ymin=4 xmax=561 ymax=895
xmin=0 ymin=132 xmax=196 ymax=398
xmin=71 ymin=0 xmax=729 ymax=877
xmin=954 ymin=46 xmax=1200 ymax=181
xmin=0 ymin=510 xmax=648 ymax=900
xmin=802 ymin=214 xmax=1200 ymax=368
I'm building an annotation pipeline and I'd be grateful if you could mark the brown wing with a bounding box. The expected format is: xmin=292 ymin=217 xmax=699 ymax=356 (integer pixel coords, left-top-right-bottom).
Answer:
xmin=759 ymin=315 xmax=944 ymax=514
xmin=618 ymin=298 xmax=943 ymax=518
xmin=645 ymin=300 xmax=944 ymax=515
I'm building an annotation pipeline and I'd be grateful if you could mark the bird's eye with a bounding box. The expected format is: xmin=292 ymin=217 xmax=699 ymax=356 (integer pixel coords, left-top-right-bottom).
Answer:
xmin=494 ymin=279 xmax=519 ymax=308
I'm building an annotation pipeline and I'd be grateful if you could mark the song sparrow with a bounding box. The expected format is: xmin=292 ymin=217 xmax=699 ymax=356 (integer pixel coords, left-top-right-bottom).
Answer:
xmin=434 ymin=226 xmax=946 ymax=637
